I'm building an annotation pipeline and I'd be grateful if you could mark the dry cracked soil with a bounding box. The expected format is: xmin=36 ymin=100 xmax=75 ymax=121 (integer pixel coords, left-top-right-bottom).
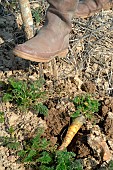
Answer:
xmin=0 ymin=1 xmax=113 ymax=170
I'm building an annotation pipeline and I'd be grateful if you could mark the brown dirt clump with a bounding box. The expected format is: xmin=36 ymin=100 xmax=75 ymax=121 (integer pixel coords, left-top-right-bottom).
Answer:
xmin=81 ymin=81 xmax=96 ymax=93
xmin=0 ymin=1 xmax=113 ymax=170
xmin=44 ymin=107 xmax=70 ymax=137
xmin=104 ymin=112 xmax=113 ymax=139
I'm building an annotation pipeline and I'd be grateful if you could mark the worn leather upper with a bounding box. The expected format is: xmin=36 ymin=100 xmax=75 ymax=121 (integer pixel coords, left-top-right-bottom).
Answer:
xmin=76 ymin=0 xmax=113 ymax=18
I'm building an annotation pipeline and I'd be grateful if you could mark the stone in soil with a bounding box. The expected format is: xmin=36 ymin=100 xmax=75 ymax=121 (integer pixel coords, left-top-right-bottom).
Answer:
xmin=104 ymin=112 xmax=113 ymax=139
xmin=88 ymin=125 xmax=111 ymax=162
xmin=81 ymin=81 xmax=96 ymax=93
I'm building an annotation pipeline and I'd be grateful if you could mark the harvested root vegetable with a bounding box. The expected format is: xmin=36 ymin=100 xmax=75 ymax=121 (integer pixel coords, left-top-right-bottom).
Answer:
xmin=58 ymin=115 xmax=85 ymax=150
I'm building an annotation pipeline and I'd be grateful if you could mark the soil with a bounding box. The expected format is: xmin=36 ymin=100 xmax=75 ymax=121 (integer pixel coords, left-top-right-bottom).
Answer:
xmin=0 ymin=1 xmax=113 ymax=170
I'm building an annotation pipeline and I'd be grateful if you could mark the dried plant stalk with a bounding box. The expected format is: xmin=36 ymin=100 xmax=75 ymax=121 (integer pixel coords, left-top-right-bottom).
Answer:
xmin=51 ymin=58 xmax=58 ymax=79
xmin=18 ymin=0 xmax=34 ymax=39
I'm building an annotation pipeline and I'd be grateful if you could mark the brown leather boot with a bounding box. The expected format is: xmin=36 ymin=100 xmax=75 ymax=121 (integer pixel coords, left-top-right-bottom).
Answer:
xmin=76 ymin=0 xmax=113 ymax=18
xmin=13 ymin=0 xmax=79 ymax=62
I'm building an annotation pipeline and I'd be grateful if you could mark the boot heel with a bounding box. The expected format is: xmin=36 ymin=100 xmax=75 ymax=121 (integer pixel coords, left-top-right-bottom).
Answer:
xmin=56 ymin=49 xmax=68 ymax=58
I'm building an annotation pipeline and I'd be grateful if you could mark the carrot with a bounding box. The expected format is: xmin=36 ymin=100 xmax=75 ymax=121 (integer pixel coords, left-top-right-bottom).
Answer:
xmin=58 ymin=115 xmax=85 ymax=150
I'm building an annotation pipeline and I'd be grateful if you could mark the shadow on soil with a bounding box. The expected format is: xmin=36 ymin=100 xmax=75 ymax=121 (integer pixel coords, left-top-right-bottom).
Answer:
xmin=0 ymin=4 xmax=39 ymax=72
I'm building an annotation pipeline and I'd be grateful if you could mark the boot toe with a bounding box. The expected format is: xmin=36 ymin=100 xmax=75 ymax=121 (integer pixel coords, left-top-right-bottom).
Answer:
xmin=13 ymin=44 xmax=59 ymax=62
xmin=14 ymin=44 xmax=40 ymax=61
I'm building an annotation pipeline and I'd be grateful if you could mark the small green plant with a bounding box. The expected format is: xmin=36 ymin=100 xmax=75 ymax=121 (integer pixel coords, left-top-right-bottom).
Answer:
xmin=71 ymin=95 xmax=100 ymax=120
xmin=18 ymin=129 xmax=50 ymax=163
xmin=34 ymin=103 xmax=48 ymax=116
xmin=2 ymin=77 xmax=48 ymax=115
xmin=108 ymin=160 xmax=113 ymax=170
xmin=54 ymin=151 xmax=83 ymax=170
xmin=0 ymin=125 xmax=20 ymax=150
xmin=0 ymin=111 xmax=4 ymax=123
xmin=0 ymin=136 xmax=20 ymax=150
xmin=8 ymin=126 xmax=15 ymax=136
xmin=32 ymin=7 xmax=43 ymax=24
xmin=18 ymin=129 xmax=83 ymax=170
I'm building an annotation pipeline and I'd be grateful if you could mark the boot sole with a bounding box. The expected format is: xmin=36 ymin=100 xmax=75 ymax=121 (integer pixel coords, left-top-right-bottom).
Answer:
xmin=13 ymin=49 xmax=68 ymax=63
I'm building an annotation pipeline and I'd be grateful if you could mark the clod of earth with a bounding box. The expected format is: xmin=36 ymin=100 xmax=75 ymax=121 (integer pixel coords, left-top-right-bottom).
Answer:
xmin=88 ymin=125 xmax=111 ymax=162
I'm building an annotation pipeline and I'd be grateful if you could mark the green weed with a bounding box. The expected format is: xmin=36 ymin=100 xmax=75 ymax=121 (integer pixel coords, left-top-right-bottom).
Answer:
xmin=18 ymin=128 xmax=50 ymax=163
xmin=0 ymin=127 xmax=83 ymax=169
xmin=0 ymin=111 xmax=4 ymax=123
xmin=71 ymin=95 xmax=100 ymax=120
xmin=18 ymin=129 xmax=83 ymax=170
xmin=0 ymin=135 xmax=20 ymax=150
xmin=32 ymin=7 xmax=43 ymax=24
xmin=54 ymin=151 xmax=83 ymax=170
xmin=2 ymin=78 xmax=48 ymax=115
xmin=0 ymin=125 xmax=20 ymax=150
xmin=108 ymin=160 xmax=113 ymax=170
